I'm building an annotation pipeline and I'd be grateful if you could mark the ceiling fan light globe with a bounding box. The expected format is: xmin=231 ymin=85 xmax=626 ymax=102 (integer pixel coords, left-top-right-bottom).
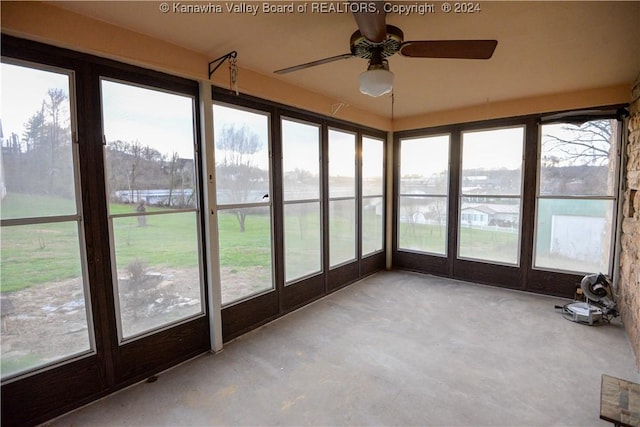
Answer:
xmin=359 ymin=68 xmax=394 ymax=97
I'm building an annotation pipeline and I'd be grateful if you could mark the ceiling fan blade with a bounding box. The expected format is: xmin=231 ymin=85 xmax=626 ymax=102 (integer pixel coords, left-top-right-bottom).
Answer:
xmin=274 ymin=53 xmax=354 ymax=74
xmin=351 ymin=1 xmax=387 ymax=43
xmin=400 ymin=40 xmax=498 ymax=59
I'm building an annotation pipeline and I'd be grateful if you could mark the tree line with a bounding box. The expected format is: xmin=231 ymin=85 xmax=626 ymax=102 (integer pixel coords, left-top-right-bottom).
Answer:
xmin=2 ymin=88 xmax=195 ymax=208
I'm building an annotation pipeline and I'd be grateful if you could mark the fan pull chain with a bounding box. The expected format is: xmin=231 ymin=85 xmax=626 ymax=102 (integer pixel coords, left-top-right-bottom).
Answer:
xmin=229 ymin=57 xmax=239 ymax=95
xmin=391 ymin=91 xmax=395 ymax=121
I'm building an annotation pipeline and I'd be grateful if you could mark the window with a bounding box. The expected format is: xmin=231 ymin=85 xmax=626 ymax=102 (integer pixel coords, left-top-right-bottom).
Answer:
xmin=459 ymin=127 xmax=524 ymax=265
xmin=534 ymin=119 xmax=619 ymax=274
xmin=362 ymin=136 xmax=384 ymax=256
xmin=213 ymin=103 xmax=274 ymax=305
xmin=0 ymin=61 xmax=93 ymax=379
xmin=328 ymin=129 xmax=356 ymax=267
xmin=398 ymin=135 xmax=450 ymax=255
xmin=282 ymin=118 xmax=322 ymax=283
xmin=101 ymin=79 xmax=204 ymax=340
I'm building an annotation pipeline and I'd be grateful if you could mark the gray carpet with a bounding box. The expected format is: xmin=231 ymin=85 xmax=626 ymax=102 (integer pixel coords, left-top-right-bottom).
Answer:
xmin=48 ymin=270 xmax=639 ymax=426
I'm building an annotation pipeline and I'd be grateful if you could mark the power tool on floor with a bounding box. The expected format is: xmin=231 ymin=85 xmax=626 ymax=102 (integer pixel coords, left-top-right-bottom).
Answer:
xmin=555 ymin=273 xmax=619 ymax=325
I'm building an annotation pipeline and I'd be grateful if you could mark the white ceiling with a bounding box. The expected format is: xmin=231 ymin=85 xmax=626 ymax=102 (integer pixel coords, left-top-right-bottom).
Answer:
xmin=53 ymin=1 xmax=640 ymax=119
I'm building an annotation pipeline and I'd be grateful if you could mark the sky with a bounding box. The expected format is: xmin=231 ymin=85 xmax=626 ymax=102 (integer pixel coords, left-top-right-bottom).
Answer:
xmin=362 ymin=136 xmax=384 ymax=180
xmin=101 ymin=79 xmax=196 ymax=159
xmin=400 ymin=127 xmax=525 ymax=178
xmin=1 ymin=62 xmax=71 ymax=140
xmin=282 ymin=118 xmax=320 ymax=175
xmin=1 ymin=62 xmax=197 ymax=159
xmin=461 ymin=126 xmax=524 ymax=171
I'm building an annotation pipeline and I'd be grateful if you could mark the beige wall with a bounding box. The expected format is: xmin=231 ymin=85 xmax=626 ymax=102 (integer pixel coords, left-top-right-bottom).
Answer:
xmin=393 ymin=85 xmax=631 ymax=131
xmin=619 ymin=73 xmax=640 ymax=371
xmin=1 ymin=1 xmax=632 ymax=131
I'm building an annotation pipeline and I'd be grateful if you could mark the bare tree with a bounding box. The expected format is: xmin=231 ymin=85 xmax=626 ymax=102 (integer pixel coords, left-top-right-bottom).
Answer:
xmin=542 ymin=119 xmax=613 ymax=166
xmin=166 ymin=151 xmax=179 ymax=207
xmin=45 ymin=89 xmax=68 ymax=147
xmin=127 ymin=141 xmax=144 ymax=203
xmin=105 ymin=140 xmax=144 ymax=203
xmin=216 ymin=125 xmax=265 ymax=232
xmin=45 ymin=89 xmax=70 ymax=194
xmin=541 ymin=119 xmax=616 ymax=195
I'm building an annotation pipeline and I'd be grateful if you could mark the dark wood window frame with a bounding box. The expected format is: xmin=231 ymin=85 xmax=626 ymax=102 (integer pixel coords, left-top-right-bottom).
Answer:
xmin=211 ymin=87 xmax=387 ymax=341
xmin=393 ymin=110 xmax=626 ymax=298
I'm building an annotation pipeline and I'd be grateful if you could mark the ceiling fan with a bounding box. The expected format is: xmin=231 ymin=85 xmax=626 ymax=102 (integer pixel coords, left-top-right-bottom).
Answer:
xmin=274 ymin=1 xmax=498 ymax=97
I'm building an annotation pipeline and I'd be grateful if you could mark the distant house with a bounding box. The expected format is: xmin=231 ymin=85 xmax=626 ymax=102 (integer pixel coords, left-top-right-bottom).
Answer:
xmin=460 ymin=203 xmax=519 ymax=227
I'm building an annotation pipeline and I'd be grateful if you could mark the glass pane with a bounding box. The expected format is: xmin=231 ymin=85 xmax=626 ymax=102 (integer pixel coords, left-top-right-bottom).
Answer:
xmin=362 ymin=136 xmax=384 ymax=197
xmin=218 ymin=207 xmax=273 ymax=305
xmin=1 ymin=63 xmax=76 ymax=219
xmin=284 ymin=202 xmax=321 ymax=282
xmin=459 ymin=197 xmax=521 ymax=264
xmin=534 ymin=199 xmax=614 ymax=273
xmin=400 ymin=135 xmax=449 ymax=195
xmin=329 ymin=129 xmax=356 ymax=198
xmin=461 ymin=127 xmax=524 ymax=196
xmin=398 ymin=196 xmax=447 ymax=255
xmin=213 ymin=104 xmax=270 ymax=205
xmin=112 ymin=212 xmax=203 ymax=339
xmin=102 ymin=80 xmax=203 ymax=339
xmin=282 ymin=119 xmax=320 ymax=201
xmin=540 ymin=120 xmax=618 ymax=196
xmin=329 ymin=199 xmax=356 ymax=267
xmin=1 ymin=61 xmax=92 ymax=379
xmin=362 ymin=196 xmax=384 ymax=256
xmin=1 ymin=222 xmax=91 ymax=378
xmin=102 ymin=79 xmax=196 ymax=210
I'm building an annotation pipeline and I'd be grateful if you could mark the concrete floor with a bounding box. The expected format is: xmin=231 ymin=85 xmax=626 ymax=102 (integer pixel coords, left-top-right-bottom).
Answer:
xmin=47 ymin=271 xmax=639 ymax=426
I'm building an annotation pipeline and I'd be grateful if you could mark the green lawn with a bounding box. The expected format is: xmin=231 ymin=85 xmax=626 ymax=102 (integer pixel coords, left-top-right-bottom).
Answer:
xmin=1 ymin=221 xmax=83 ymax=291
xmin=459 ymin=225 xmax=519 ymax=264
xmin=0 ymin=193 xmax=76 ymax=220
xmin=217 ymin=210 xmax=272 ymax=269
xmin=1 ymin=194 xmax=201 ymax=292
xmin=112 ymin=211 xmax=199 ymax=269
xmin=399 ymin=222 xmax=447 ymax=254
xmin=399 ymin=221 xmax=519 ymax=264
xmin=2 ymin=193 xmax=520 ymax=294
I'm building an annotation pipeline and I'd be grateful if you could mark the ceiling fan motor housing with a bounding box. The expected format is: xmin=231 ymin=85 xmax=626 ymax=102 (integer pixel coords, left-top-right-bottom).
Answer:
xmin=350 ymin=25 xmax=404 ymax=61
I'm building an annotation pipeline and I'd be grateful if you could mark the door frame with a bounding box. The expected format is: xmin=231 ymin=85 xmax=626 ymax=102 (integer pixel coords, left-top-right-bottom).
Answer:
xmin=0 ymin=35 xmax=211 ymax=427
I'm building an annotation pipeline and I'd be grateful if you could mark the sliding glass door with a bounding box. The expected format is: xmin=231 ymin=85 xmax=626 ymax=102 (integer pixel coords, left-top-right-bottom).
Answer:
xmin=101 ymin=78 xmax=205 ymax=342
xmin=1 ymin=60 xmax=93 ymax=380
xmin=458 ymin=126 xmax=524 ymax=265
xmin=328 ymin=129 xmax=357 ymax=268
xmin=213 ymin=103 xmax=274 ymax=306
xmin=362 ymin=136 xmax=385 ymax=257
xmin=282 ymin=117 xmax=323 ymax=284
xmin=398 ymin=134 xmax=450 ymax=256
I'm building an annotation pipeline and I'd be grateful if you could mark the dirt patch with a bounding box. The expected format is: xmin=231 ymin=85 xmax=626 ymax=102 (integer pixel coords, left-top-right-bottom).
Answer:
xmin=1 ymin=267 xmax=202 ymax=378
xmin=220 ymin=265 xmax=273 ymax=305
xmin=1 ymin=264 xmax=275 ymax=377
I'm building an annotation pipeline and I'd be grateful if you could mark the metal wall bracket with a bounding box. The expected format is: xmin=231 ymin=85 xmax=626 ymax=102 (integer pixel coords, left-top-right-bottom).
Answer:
xmin=208 ymin=51 xmax=237 ymax=79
